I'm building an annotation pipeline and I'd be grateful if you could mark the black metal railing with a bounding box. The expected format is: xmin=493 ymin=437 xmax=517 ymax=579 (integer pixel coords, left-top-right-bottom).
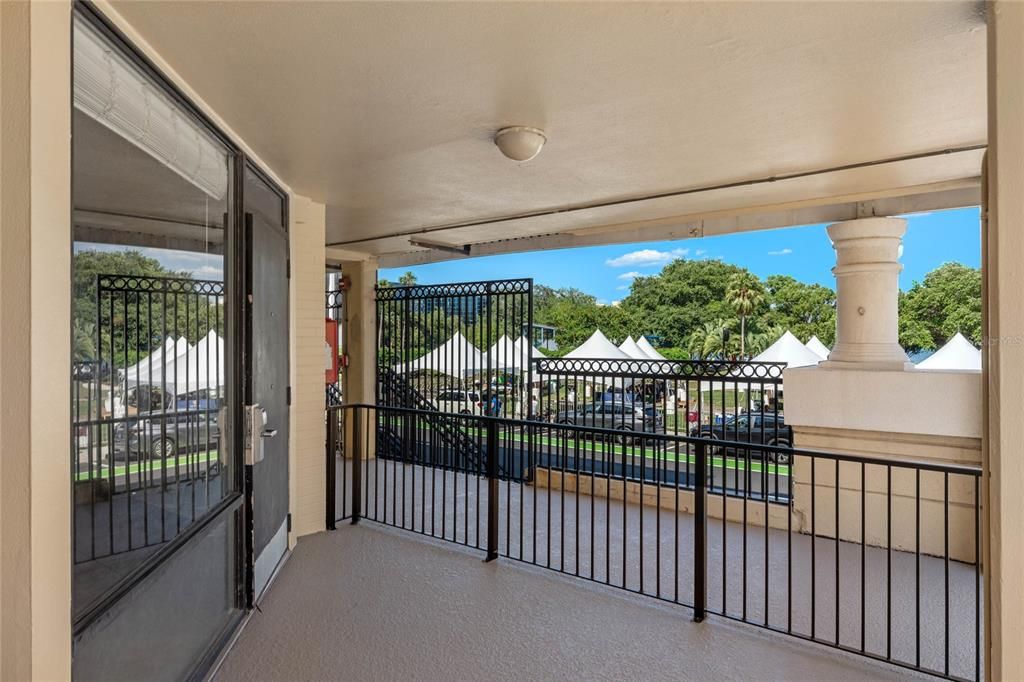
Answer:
xmin=535 ymin=356 xmax=788 ymax=482
xmin=326 ymin=403 xmax=982 ymax=681
xmin=326 ymin=285 xmax=343 ymax=406
xmin=73 ymin=274 xmax=229 ymax=568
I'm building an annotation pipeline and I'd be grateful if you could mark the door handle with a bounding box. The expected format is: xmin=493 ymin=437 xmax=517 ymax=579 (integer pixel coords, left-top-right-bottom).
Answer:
xmin=261 ymin=428 xmax=278 ymax=438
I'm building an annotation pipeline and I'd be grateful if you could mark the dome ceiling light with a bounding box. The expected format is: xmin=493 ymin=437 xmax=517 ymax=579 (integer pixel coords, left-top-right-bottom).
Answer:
xmin=494 ymin=126 xmax=546 ymax=162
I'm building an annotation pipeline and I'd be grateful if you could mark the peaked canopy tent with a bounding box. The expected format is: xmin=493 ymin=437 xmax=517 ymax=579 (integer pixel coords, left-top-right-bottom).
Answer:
xmin=552 ymin=330 xmax=635 ymax=393
xmin=752 ymin=331 xmax=823 ymax=368
xmin=122 ymin=336 xmax=189 ymax=382
xmin=564 ymin=330 xmax=631 ymax=360
xmin=618 ymin=336 xmax=649 ymax=360
xmin=513 ymin=335 xmax=546 ymax=362
xmin=486 ymin=335 xmax=524 ymax=371
xmin=395 ymin=331 xmax=484 ymax=378
xmin=805 ymin=336 xmax=831 ymax=360
xmin=124 ymin=331 xmax=226 ymax=394
xmin=916 ymin=332 xmax=981 ymax=371
xmin=636 ymin=336 xmax=666 ymax=360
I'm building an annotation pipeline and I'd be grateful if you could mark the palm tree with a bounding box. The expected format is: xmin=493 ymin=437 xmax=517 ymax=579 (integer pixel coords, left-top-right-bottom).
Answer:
xmin=73 ymin=319 xmax=96 ymax=362
xmin=398 ymin=271 xmax=418 ymax=286
xmin=686 ymin=319 xmax=737 ymax=359
xmin=726 ymin=272 xmax=765 ymax=358
xmin=747 ymin=324 xmax=785 ymax=356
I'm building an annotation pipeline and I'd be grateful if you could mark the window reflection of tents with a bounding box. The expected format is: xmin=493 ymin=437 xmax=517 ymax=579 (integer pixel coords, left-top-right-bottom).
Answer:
xmin=116 ymin=331 xmax=226 ymax=416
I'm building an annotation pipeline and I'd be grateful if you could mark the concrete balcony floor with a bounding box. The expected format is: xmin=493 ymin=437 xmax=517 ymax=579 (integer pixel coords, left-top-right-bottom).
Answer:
xmin=216 ymin=461 xmax=972 ymax=681
xmin=217 ymin=524 xmax=929 ymax=681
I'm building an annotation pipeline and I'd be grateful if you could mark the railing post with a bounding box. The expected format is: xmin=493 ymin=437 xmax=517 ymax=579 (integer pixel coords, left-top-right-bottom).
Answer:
xmin=693 ymin=439 xmax=707 ymax=622
xmin=485 ymin=418 xmax=499 ymax=562
xmin=351 ymin=407 xmax=362 ymax=525
xmin=326 ymin=407 xmax=337 ymax=530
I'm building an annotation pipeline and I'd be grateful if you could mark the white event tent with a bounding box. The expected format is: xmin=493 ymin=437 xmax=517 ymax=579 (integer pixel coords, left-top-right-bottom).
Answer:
xmin=123 ymin=336 xmax=189 ymax=382
xmin=396 ymin=331 xmax=484 ymax=378
xmin=915 ymin=332 xmax=981 ymax=371
xmin=564 ymin=330 xmax=631 ymax=361
xmin=486 ymin=335 xmax=522 ymax=371
xmin=509 ymin=333 xmax=544 ymax=366
xmin=125 ymin=331 xmax=226 ymax=393
xmin=618 ymin=336 xmax=650 ymax=360
xmin=636 ymin=335 xmax=666 ymax=360
xmin=559 ymin=330 xmax=633 ymax=392
xmin=805 ymin=336 xmax=831 ymax=360
xmin=752 ymin=331 xmax=823 ymax=368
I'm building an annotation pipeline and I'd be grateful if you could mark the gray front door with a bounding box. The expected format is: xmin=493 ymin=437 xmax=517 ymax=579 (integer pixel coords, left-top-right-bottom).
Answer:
xmin=245 ymin=164 xmax=290 ymax=601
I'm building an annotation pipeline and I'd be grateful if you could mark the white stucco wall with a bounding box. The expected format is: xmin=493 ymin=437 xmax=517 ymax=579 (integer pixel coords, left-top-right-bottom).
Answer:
xmin=289 ymin=197 xmax=327 ymax=540
xmin=0 ymin=2 xmax=72 ymax=678
xmin=785 ymin=366 xmax=983 ymax=441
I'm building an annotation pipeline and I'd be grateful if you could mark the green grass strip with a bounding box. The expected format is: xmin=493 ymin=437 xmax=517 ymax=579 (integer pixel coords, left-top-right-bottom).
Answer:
xmin=75 ymin=450 xmax=219 ymax=482
xmin=377 ymin=417 xmax=789 ymax=476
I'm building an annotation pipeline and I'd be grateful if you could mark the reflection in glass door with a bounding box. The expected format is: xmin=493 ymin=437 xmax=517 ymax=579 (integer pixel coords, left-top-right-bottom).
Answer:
xmin=70 ymin=9 xmax=244 ymax=679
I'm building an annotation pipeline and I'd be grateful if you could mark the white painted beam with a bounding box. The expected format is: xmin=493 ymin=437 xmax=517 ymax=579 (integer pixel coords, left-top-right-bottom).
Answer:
xmin=378 ymin=182 xmax=980 ymax=268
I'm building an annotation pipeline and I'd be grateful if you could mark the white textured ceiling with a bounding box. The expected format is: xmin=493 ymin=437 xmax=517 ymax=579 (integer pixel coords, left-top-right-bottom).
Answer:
xmin=109 ymin=1 xmax=987 ymax=262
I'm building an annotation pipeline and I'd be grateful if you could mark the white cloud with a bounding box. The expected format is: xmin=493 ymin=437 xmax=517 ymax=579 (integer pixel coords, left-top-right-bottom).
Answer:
xmin=695 ymin=249 xmax=708 ymax=256
xmin=194 ymin=264 xmax=224 ymax=279
xmin=605 ymin=248 xmax=688 ymax=268
xmin=615 ymin=285 xmax=629 ymax=291
xmin=767 ymin=248 xmax=793 ymax=256
xmin=617 ymin=271 xmax=641 ymax=281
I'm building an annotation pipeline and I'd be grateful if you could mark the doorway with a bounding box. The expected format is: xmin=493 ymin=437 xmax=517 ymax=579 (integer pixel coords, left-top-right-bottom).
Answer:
xmin=69 ymin=6 xmax=289 ymax=678
xmin=243 ymin=164 xmax=291 ymax=603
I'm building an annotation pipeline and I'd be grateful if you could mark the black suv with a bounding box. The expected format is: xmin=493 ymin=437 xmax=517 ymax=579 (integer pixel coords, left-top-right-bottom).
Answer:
xmin=690 ymin=412 xmax=793 ymax=463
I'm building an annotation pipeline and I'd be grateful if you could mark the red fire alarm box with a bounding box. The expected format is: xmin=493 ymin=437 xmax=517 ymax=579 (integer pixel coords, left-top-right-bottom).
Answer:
xmin=325 ymin=318 xmax=339 ymax=384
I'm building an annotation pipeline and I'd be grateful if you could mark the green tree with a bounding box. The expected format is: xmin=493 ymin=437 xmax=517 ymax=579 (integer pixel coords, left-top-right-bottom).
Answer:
xmin=725 ymin=272 xmax=765 ymax=357
xmin=898 ymin=263 xmax=982 ymax=352
xmin=73 ymin=249 xmax=218 ymax=365
xmin=399 ymin=271 xmax=418 ymax=286
xmin=620 ymin=259 xmax=746 ymax=346
xmin=761 ymin=275 xmax=836 ymax=345
xmin=533 ymin=286 xmax=631 ymax=354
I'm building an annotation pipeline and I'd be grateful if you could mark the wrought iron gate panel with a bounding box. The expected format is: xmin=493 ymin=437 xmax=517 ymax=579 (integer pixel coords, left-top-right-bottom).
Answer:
xmin=375 ymin=278 xmax=534 ymax=478
xmin=73 ymin=274 xmax=229 ymax=565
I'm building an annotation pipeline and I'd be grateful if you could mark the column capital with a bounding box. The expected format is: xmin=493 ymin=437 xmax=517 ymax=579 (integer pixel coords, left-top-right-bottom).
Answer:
xmin=820 ymin=216 xmax=913 ymax=371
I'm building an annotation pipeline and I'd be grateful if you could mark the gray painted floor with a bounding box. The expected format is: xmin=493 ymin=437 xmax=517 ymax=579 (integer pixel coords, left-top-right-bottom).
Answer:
xmin=217 ymin=522 xmax=943 ymax=681
xmin=332 ymin=459 xmax=981 ymax=678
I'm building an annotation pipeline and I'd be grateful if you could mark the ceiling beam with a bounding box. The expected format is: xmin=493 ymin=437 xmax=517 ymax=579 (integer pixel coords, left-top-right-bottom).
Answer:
xmin=378 ymin=181 xmax=980 ymax=268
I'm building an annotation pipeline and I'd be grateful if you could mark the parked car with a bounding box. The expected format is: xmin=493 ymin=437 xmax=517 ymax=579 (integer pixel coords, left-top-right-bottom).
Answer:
xmin=433 ymin=389 xmax=484 ymax=415
xmin=690 ymin=411 xmax=793 ymax=463
xmin=112 ymin=400 xmax=220 ymax=461
xmin=555 ymin=400 xmax=663 ymax=442
xmin=72 ymin=360 xmax=113 ymax=382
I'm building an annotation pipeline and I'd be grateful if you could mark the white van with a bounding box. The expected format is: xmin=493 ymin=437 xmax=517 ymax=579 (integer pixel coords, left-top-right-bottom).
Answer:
xmin=434 ymin=389 xmax=483 ymax=415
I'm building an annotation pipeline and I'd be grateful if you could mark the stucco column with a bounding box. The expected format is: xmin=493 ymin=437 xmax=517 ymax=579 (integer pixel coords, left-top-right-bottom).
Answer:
xmin=0 ymin=2 xmax=73 ymax=678
xmin=821 ymin=217 xmax=913 ymax=371
xmin=288 ymin=196 xmax=327 ymax=540
xmin=984 ymin=3 xmax=1024 ymax=679
xmin=340 ymin=258 xmax=378 ymax=459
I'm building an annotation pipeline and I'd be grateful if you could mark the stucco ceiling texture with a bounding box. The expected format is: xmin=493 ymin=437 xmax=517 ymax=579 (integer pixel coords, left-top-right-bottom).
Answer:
xmin=112 ymin=1 xmax=986 ymax=259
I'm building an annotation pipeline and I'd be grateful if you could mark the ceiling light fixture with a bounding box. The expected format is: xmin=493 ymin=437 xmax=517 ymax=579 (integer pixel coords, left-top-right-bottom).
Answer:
xmin=494 ymin=126 xmax=546 ymax=162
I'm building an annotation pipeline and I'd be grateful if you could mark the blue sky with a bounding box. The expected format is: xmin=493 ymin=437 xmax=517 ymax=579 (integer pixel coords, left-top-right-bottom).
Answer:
xmin=381 ymin=207 xmax=981 ymax=305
